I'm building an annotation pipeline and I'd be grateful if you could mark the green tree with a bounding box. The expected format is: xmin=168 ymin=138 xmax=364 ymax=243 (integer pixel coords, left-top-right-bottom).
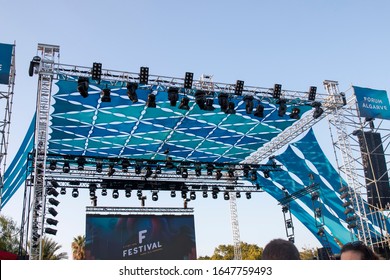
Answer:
xmin=71 ymin=235 xmax=85 ymax=260
xmin=40 ymin=236 xmax=68 ymax=260
xmin=0 ymin=214 xmax=21 ymax=254
xmin=299 ymin=247 xmax=317 ymax=260
xmin=199 ymin=242 xmax=263 ymax=260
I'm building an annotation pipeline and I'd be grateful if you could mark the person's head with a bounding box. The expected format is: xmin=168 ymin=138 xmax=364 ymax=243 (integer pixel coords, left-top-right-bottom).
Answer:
xmin=262 ymin=238 xmax=300 ymax=260
xmin=340 ymin=241 xmax=379 ymax=260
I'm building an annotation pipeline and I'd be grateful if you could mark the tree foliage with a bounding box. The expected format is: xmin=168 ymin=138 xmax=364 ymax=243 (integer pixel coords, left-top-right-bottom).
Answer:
xmin=0 ymin=214 xmax=21 ymax=254
xmin=199 ymin=242 xmax=263 ymax=260
xmin=71 ymin=235 xmax=85 ymax=260
xmin=40 ymin=236 xmax=68 ymax=260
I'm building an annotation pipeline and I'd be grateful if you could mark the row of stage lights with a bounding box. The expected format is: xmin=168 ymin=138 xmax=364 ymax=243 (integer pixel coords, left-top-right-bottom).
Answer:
xmin=75 ymin=64 xmax=324 ymax=119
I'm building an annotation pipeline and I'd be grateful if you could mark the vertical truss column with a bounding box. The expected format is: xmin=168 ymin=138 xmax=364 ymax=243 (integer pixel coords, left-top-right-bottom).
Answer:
xmin=324 ymin=80 xmax=372 ymax=247
xmin=0 ymin=43 xmax=15 ymax=210
xmin=29 ymin=44 xmax=59 ymax=260
xmin=229 ymin=192 xmax=242 ymax=260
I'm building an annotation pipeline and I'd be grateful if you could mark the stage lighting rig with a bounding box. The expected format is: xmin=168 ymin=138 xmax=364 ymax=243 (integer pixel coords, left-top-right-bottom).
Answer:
xmin=101 ymin=87 xmax=111 ymax=102
xmin=244 ymin=95 xmax=254 ymax=114
xmin=179 ymin=96 xmax=190 ymax=110
xmin=218 ymin=93 xmax=229 ymax=112
xmin=277 ymin=99 xmax=287 ymax=117
xmin=225 ymin=101 xmax=236 ymax=114
xmin=126 ymin=82 xmax=138 ymax=103
xmin=289 ymin=107 xmax=301 ymax=120
xmin=147 ymin=93 xmax=156 ymax=108
xmin=195 ymin=90 xmax=206 ymax=110
xmin=77 ymin=77 xmax=89 ymax=98
xmin=312 ymin=102 xmax=324 ymax=119
xmin=168 ymin=87 xmax=179 ymax=106
xmin=254 ymin=103 xmax=264 ymax=118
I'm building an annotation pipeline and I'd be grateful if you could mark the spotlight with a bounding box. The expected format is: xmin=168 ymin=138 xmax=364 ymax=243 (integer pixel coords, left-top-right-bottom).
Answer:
xmin=96 ymin=161 xmax=103 ymax=173
xmin=48 ymin=198 xmax=60 ymax=207
xmin=289 ymin=107 xmax=301 ymax=120
xmin=235 ymin=80 xmax=244 ymax=95
xmin=77 ymin=157 xmax=86 ymax=171
xmin=168 ymin=87 xmax=179 ymax=106
xmin=206 ymin=163 xmax=214 ymax=176
xmin=224 ymin=192 xmax=230 ymax=200
xmin=181 ymin=168 xmax=188 ymax=178
xmin=139 ymin=66 xmax=149 ymax=85
xmin=63 ymin=161 xmax=70 ymax=173
xmin=107 ymin=164 xmax=115 ymax=176
xmin=236 ymin=192 xmax=241 ymax=198
xmin=202 ymin=191 xmax=208 ymax=198
xmin=101 ymin=188 xmax=107 ymax=196
xmin=216 ymin=169 xmax=222 ymax=180
xmin=244 ymin=96 xmax=254 ymax=114
xmin=135 ymin=163 xmax=142 ymax=174
xmin=91 ymin=62 xmax=102 ymax=82
xmin=48 ymin=207 xmax=58 ymax=217
xmin=49 ymin=160 xmax=57 ymax=171
xmin=45 ymin=228 xmax=57 ymax=236
xmin=317 ymin=227 xmax=325 ymax=236
xmin=126 ymin=82 xmax=138 ymax=103
xmin=205 ymin=98 xmax=215 ymax=110
xmin=243 ymin=165 xmax=250 ymax=178
xmin=184 ymin=72 xmax=194 ymax=89
xmin=121 ymin=159 xmax=130 ymax=172
xmin=344 ymin=207 xmax=354 ymax=215
xmin=101 ymin=88 xmax=111 ymax=102
xmin=195 ymin=90 xmax=206 ymax=109
xmin=308 ymin=86 xmax=317 ymax=101
xmin=77 ymin=77 xmax=89 ymax=98
xmin=181 ymin=191 xmax=187 ymax=199
xmin=254 ymin=103 xmax=264 ymax=118
xmin=28 ymin=56 xmax=41 ymax=77
xmin=147 ymin=93 xmax=156 ymax=108
xmin=145 ymin=166 xmax=153 ymax=178
xmin=72 ymin=188 xmax=79 ymax=198
xmin=155 ymin=165 xmax=162 ymax=174
xmin=225 ymin=101 xmax=236 ymax=114
xmin=277 ymin=99 xmax=287 ymax=117
xmin=228 ymin=167 xmax=235 ymax=178
xmin=170 ymin=190 xmax=176 ymax=198
xmin=246 ymin=192 xmax=252 ymax=199
xmin=218 ymin=93 xmax=229 ymax=112
xmin=190 ymin=191 xmax=196 ymax=200
xmin=112 ymin=189 xmax=119 ymax=199
xmin=250 ymin=169 xmax=258 ymax=181
xmin=194 ymin=164 xmax=201 ymax=176
xmin=178 ymin=96 xmax=190 ymax=110
xmin=89 ymin=183 xmax=97 ymax=198
xmin=47 ymin=188 xmax=59 ymax=197
xmin=152 ymin=191 xmax=158 ymax=201
xmin=273 ymin=83 xmax=282 ymax=99
xmin=212 ymin=192 xmax=218 ymax=199
xmin=46 ymin=218 xmax=58 ymax=226
xmin=60 ymin=187 xmax=66 ymax=195
xmin=312 ymin=102 xmax=324 ymax=119
xmin=125 ymin=188 xmax=132 ymax=198
xmin=263 ymin=170 xmax=270 ymax=178
xmin=315 ymin=208 xmax=322 ymax=218
xmin=137 ymin=190 xmax=143 ymax=198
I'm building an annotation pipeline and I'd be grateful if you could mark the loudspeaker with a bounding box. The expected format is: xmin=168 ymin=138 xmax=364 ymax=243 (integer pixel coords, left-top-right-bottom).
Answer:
xmin=357 ymin=131 xmax=390 ymax=208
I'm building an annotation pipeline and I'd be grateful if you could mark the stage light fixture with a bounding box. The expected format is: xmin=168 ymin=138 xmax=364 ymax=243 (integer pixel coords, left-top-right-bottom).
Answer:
xmin=184 ymin=72 xmax=194 ymax=89
xmin=254 ymin=103 xmax=264 ymax=118
xmin=101 ymin=188 xmax=107 ymax=196
xmin=216 ymin=169 xmax=222 ymax=180
xmin=135 ymin=163 xmax=142 ymax=174
xmin=243 ymin=165 xmax=250 ymax=178
xmin=72 ymin=188 xmax=79 ymax=198
xmin=49 ymin=160 xmax=57 ymax=170
xmin=107 ymin=164 xmax=115 ymax=176
xmin=147 ymin=93 xmax=156 ymax=108
xmin=48 ymin=198 xmax=60 ymax=207
xmin=235 ymin=80 xmax=244 ymax=95
xmin=48 ymin=207 xmax=58 ymax=217
xmin=112 ymin=189 xmax=119 ymax=199
xmin=263 ymin=170 xmax=270 ymax=178
xmin=282 ymin=205 xmax=289 ymax=213
xmin=246 ymin=192 xmax=252 ymax=199
xmin=45 ymin=227 xmax=57 ymax=236
xmin=155 ymin=165 xmax=162 ymax=174
xmin=212 ymin=192 xmax=218 ymax=199
xmin=190 ymin=191 xmax=196 ymax=200
xmin=145 ymin=166 xmax=153 ymax=178
xmin=224 ymin=191 xmax=230 ymax=200
xmin=244 ymin=96 xmax=254 ymax=114
xmin=308 ymin=86 xmax=317 ymax=101
xmin=204 ymin=98 xmax=215 ymax=111
xmin=137 ymin=190 xmax=143 ymax=198
xmin=311 ymin=191 xmax=319 ymax=201
xmin=228 ymin=167 xmax=235 ymax=178
xmin=139 ymin=66 xmax=149 ymax=85
xmin=47 ymin=187 xmax=59 ymax=197
xmin=195 ymin=164 xmax=202 ymax=176
xmin=250 ymin=169 xmax=258 ymax=181
xmin=63 ymin=161 xmax=70 ymax=173
xmin=236 ymin=192 xmax=241 ymax=198
xmin=51 ymin=179 xmax=60 ymax=188
xmin=344 ymin=207 xmax=354 ymax=215
xmin=96 ymin=161 xmax=103 ymax=173
xmin=202 ymin=191 xmax=208 ymax=198
xmin=101 ymin=87 xmax=111 ymax=103
xmin=125 ymin=188 xmax=131 ymax=198
xmin=225 ymin=101 xmax=236 ymax=114
xmin=168 ymin=87 xmax=179 ymax=106
xmin=315 ymin=208 xmax=322 ymax=218
xmin=89 ymin=183 xmax=97 ymax=198
xmin=181 ymin=167 xmax=188 ymax=178
xmin=289 ymin=107 xmax=301 ymax=120
xmin=206 ymin=163 xmax=214 ymax=176
xmin=170 ymin=190 xmax=176 ymax=198
xmin=273 ymin=83 xmax=282 ymax=99
xmin=277 ymin=99 xmax=287 ymax=117
xmin=46 ymin=218 xmax=58 ymax=226
xmin=77 ymin=77 xmax=89 ymax=98
xmin=178 ymin=96 xmax=190 ymax=110
xmin=195 ymin=90 xmax=206 ymax=109
xmin=60 ymin=187 xmax=66 ymax=195
xmin=312 ymin=101 xmax=324 ymax=119
xmin=317 ymin=227 xmax=325 ymax=236
xmin=342 ymin=201 xmax=352 ymax=207
xmin=126 ymin=82 xmax=138 ymax=103
xmin=121 ymin=159 xmax=130 ymax=172
xmin=181 ymin=191 xmax=187 ymax=199
xmin=28 ymin=56 xmax=41 ymax=77
xmin=77 ymin=157 xmax=86 ymax=171
xmin=91 ymin=62 xmax=102 ymax=82
xmin=218 ymin=93 xmax=229 ymax=112
xmin=152 ymin=191 xmax=158 ymax=201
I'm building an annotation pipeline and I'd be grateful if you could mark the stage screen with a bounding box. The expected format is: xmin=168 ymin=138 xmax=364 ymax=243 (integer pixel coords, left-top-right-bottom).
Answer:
xmin=85 ymin=214 xmax=197 ymax=260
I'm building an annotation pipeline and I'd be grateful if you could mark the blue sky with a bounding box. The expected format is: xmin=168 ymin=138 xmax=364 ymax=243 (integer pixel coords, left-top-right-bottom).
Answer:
xmin=1 ymin=0 xmax=389 ymax=258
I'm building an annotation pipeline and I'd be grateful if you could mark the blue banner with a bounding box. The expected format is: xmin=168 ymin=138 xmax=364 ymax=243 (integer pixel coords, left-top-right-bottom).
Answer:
xmin=0 ymin=43 xmax=13 ymax=85
xmin=353 ymin=86 xmax=390 ymax=120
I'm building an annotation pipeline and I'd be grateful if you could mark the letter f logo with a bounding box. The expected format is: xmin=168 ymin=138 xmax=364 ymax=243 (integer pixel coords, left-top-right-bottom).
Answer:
xmin=139 ymin=230 xmax=147 ymax=244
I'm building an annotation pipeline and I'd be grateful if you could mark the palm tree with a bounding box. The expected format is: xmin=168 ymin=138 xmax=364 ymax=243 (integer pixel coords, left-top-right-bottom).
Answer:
xmin=40 ymin=236 xmax=68 ymax=260
xmin=71 ymin=235 xmax=85 ymax=260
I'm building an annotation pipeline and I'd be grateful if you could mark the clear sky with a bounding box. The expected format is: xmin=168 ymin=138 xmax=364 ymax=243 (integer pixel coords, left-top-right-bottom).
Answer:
xmin=1 ymin=0 xmax=389 ymax=259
